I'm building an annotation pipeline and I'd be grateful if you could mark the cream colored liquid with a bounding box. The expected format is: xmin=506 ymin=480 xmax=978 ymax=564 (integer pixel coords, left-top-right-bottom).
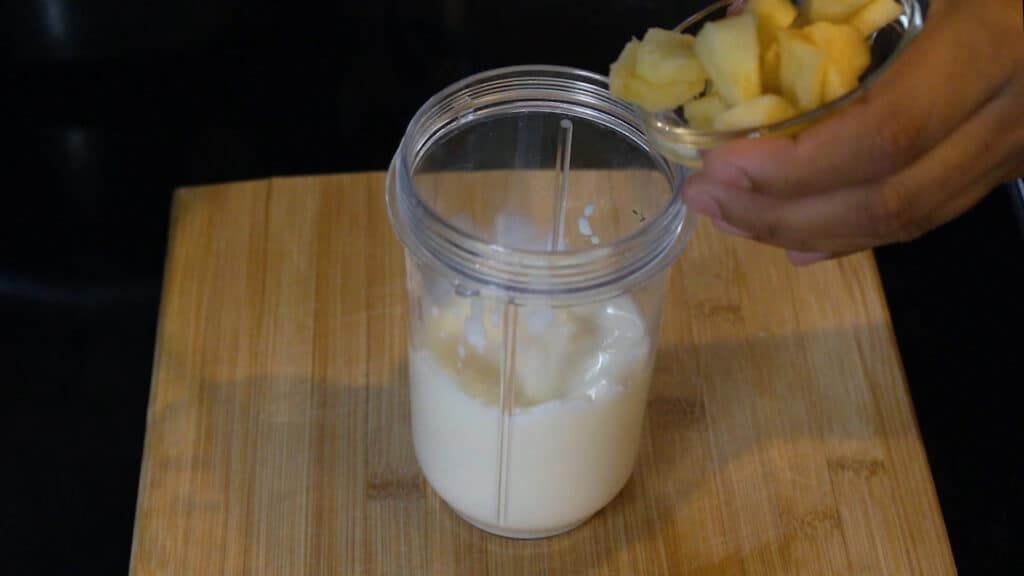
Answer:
xmin=410 ymin=295 xmax=653 ymax=537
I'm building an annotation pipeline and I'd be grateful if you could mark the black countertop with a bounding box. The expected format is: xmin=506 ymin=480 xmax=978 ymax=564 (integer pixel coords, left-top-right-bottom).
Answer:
xmin=3 ymin=1 xmax=1021 ymax=573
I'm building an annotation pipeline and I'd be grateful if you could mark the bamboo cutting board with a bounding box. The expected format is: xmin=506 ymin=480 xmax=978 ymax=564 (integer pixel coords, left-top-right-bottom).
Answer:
xmin=130 ymin=173 xmax=955 ymax=575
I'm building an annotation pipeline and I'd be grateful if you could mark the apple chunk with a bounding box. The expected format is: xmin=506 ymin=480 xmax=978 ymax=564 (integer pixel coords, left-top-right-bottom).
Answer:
xmin=635 ymin=28 xmax=706 ymax=85
xmin=762 ymin=40 xmax=781 ymax=94
xmin=748 ymin=0 xmax=798 ymax=50
xmin=694 ymin=12 xmax=762 ymax=105
xmin=803 ymin=22 xmax=871 ymax=101
xmin=684 ymin=94 xmax=728 ymax=129
xmin=822 ymin=64 xmax=859 ymax=101
xmin=748 ymin=0 xmax=798 ymax=29
xmin=610 ymin=39 xmax=707 ymax=111
xmin=849 ymin=0 xmax=904 ymax=37
xmin=800 ymin=0 xmax=872 ymax=23
xmin=777 ymin=30 xmax=827 ymax=111
xmin=802 ymin=22 xmax=871 ymax=79
xmin=713 ymin=94 xmax=798 ymax=130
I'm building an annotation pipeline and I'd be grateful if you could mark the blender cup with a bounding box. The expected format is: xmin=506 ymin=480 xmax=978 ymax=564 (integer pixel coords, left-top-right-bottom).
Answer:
xmin=386 ymin=66 xmax=695 ymax=539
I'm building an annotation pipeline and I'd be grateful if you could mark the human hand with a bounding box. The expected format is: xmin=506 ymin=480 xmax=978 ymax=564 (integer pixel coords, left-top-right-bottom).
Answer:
xmin=681 ymin=0 xmax=1024 ymax=265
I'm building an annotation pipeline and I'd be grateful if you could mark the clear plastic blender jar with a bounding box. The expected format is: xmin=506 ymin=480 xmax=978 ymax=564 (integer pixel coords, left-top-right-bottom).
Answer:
xmin=386 ymin=66 xmax=695 ymax=539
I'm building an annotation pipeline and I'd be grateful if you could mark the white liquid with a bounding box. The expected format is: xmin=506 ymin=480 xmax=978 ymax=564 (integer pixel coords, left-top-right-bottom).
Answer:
xmin=410 ymin=295 xmax=653 ymax=537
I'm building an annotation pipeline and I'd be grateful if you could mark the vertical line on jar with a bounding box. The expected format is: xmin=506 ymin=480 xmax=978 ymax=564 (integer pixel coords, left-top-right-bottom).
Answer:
xmin=496 ymin=300 xmax=519 ymax=526
xmin=549 ymin=118 xmax=574 ymax=252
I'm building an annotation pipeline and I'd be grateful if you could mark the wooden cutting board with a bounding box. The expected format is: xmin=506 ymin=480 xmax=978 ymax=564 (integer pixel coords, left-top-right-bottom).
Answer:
xmin=130 ymin=173 xmax=955 ymax=575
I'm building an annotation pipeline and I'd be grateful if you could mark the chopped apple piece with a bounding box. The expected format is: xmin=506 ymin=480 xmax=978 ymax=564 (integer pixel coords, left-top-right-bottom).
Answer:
xmin=756 ymin=22 xmax=781 ymax=53
xmin=684 ymin=94 xmax=728 ymax=129
xmin=823 ymin=63 xmax=859 ymax=101
xmin=610 ymin=40 xmax=707 ymax=111
xmin=802 ymin=21 xmax=871 ymax=102
xmin=762 ymin=40 xmax=781 ymax=94
xmin=748 ymin=0 xmax=798 ymax=51
xmin=848 ymin=0 xmax=904 ymax=37
xmin=643 ymin=27 xmax=697 ymax=49
xmin=748 ymin=0 xmax=799 ymax=29
xmin=802 ymin=21 xmax=871 ymax=80
xmin=635 ymin=28 xmax=707 ymax=85
xmin=777 ymin=30 xmax=827 ymax=111
xmin=800 ymin=0 xmax=872 ymax=23
xmin=694 ymin=12 xmax=762 ymax=105
xmin=713 ymin=94 xmax=798 ymax=130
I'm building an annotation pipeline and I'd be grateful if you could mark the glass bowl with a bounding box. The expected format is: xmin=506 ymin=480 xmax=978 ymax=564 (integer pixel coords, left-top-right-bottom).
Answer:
xmin=639 ymin=0 xmax=926 ymax=168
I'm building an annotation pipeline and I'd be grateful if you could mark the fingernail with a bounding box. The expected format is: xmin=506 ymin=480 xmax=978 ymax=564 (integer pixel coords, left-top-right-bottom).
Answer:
xmin=712 ymin=218 xmax=753 ymax=239
xmin=786 ymin=250 xmax=831 ymax=266
xmin=682 ymin=184 xmax=723 ymax=220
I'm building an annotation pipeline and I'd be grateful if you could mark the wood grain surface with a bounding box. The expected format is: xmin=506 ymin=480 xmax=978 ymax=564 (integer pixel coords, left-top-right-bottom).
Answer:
xmin=130 ymin=173 xmax=955 ymax=575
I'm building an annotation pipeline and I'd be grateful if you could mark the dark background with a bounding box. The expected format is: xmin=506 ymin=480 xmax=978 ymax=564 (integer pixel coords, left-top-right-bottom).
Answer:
xmin=2 ymin=1 xmax=1021 ymax=573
